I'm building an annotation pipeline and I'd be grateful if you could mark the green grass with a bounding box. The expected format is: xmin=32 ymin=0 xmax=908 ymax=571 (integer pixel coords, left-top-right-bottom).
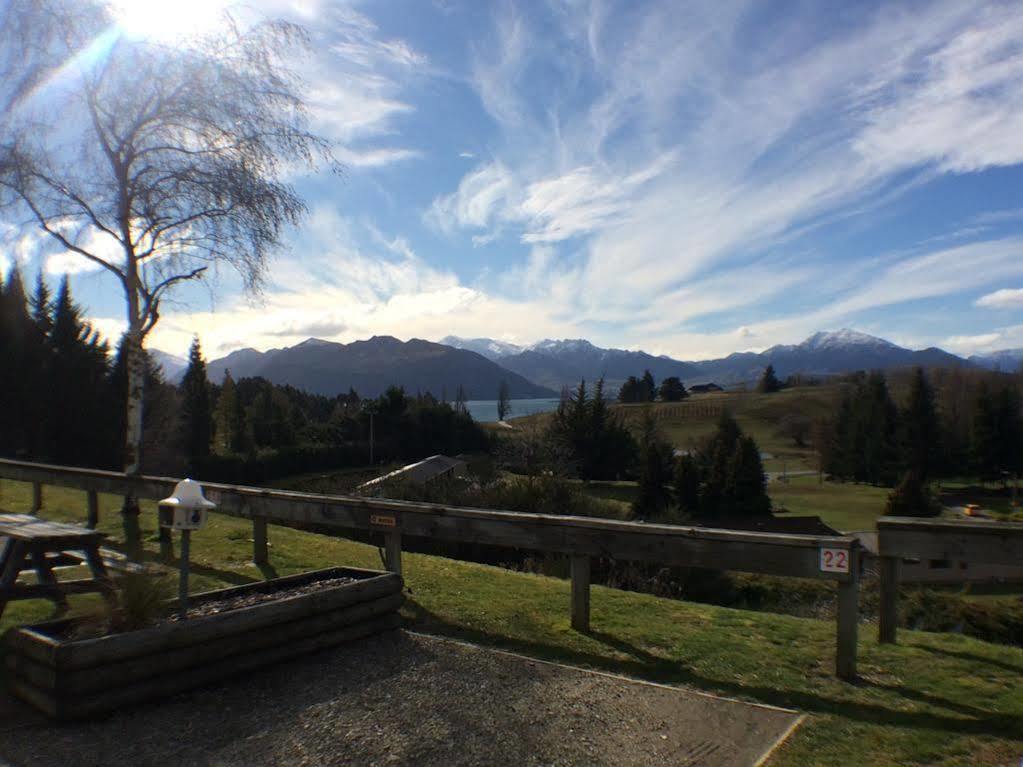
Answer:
xmin=2 ymin=479 xmax=1022 ymax=766
xmin=771 ymin=475 xmax=892 ymax=532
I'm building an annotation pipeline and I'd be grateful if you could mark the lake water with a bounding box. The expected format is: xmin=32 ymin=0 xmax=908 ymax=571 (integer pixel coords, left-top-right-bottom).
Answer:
xmin=465 ymin=398 xmax=562 ymax=423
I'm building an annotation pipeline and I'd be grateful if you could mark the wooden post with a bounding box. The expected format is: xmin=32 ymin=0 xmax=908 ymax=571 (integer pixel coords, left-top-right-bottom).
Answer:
xmin=86 ymin=491 xmax=99 ymax=530
xmin=253 ymin=517 xmax=269 ymax=566
xmin=570 ymin=554 xmax=590 ymax=632
xmin=835 ymin=546 xmax=859 ymax=680
xmin=31 ymin=482 xmax=42 ymax=515
xmin=159 ymin=526 xmax=173 ymax=561
xmin=878 ymin=556 xmax=900 ymax=644
xmin=383 ymin=530 xmax=402 ymax=576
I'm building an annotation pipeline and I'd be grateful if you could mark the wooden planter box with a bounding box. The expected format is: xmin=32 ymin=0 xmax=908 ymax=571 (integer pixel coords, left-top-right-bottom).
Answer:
xmin=4 ymin=566 xmax=403 ymax=719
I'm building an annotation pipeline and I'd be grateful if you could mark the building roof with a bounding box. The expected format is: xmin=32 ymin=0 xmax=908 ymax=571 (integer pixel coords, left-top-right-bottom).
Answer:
xmin=358 ymin=455 xmax=466 ymax=490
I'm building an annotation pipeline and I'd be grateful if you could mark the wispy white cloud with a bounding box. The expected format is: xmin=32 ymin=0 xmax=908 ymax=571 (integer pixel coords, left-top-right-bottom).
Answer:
xmin=976 ymin=287 xmax=1023 ymax=310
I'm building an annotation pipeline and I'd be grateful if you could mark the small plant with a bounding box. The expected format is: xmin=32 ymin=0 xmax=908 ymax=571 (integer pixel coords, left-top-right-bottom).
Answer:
xmin=73 ymin=572 xmax=175 ymax=638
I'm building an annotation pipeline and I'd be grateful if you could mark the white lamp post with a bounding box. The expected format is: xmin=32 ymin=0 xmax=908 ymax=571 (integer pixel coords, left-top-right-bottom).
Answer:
xmin=158 ymin=479 xmax=216 ymax=619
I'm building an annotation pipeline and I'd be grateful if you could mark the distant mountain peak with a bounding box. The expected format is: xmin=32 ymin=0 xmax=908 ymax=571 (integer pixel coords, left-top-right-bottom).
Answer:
xmin=440 ymin=335 xmax=525 ymax=360
xmin=529 ymin=338 xmax=597 ymax=354
xmin=801 ymin=329 xmax=898 ymax=350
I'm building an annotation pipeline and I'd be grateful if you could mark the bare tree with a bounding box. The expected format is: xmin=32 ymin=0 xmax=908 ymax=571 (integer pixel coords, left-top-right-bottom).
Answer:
xmin=1 ymin=1 xmax=334 ymax=556
xmin=497 ymin=380 xmax=511 ymax=422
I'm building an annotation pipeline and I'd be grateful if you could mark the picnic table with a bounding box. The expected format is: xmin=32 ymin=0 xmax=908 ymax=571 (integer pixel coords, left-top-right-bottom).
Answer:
xmin=0 ymin=514 xmax=116 ymax=621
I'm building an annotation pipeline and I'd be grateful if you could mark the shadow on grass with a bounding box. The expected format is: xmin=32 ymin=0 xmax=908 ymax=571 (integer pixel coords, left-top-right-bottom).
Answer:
xmin=913 ymin=642 xmax=1023 ymax=675
xmin=403 ymin=599 xmax=1023 ymax=742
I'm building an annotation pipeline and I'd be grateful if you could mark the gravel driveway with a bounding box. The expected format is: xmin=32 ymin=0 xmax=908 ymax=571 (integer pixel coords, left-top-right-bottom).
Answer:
xmin=0 ymin=631 xmax=801 ymax=766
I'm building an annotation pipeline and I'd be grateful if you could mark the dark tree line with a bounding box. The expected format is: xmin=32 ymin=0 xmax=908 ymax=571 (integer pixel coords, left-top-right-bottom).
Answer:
xmin=823 ymin=367 xmax=1023 ymax=515
xmin=618 ymin=370 xmax=689 ymax=403
xmin=0 ymin=267 xmax=180 ymax=471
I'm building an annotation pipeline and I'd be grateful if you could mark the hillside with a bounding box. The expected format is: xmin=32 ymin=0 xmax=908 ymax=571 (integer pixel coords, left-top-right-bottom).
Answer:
xmin=205 ymin=336 xmax=556 ymax=399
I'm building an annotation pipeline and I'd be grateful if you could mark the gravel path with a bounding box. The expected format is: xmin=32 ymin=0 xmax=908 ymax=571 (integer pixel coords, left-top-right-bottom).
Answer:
xmin=0 ymin=631 xmax=801 ymax=766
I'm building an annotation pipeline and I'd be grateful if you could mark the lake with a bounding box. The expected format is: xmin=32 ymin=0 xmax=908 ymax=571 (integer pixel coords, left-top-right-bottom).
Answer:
xmin=465 ymin=398 xmax=562 ymax=423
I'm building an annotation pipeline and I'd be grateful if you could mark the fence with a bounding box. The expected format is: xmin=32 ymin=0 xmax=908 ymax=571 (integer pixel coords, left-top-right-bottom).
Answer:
xmin=876 ymin=515 xmax=1023 ymax=644
xmin=0 ymin=458 xmax=862 ymax=679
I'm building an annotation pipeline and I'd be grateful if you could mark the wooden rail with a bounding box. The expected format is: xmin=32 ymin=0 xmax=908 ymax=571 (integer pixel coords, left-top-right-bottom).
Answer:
xmin=0 ymin=458 xmax=863 ymax=679
xmin=876 ymin=515 xmax=1023 ymax=644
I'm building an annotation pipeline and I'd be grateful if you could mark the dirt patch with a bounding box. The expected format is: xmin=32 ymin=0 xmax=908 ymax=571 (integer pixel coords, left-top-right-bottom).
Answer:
xmin=0 ymin=631 xmax=802 ymax=766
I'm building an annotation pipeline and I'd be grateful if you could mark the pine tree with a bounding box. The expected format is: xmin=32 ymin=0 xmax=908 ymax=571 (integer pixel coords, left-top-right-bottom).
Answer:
xmin=631 ymin=408 xmax=674 ymax=520
xmin=658 ymin=376 xmax=688 ymax=402
xmin=29 ymin=272 xmax=53 ymax=337
xmin=46 ymin=277 xmax=110 ymax=467
xmin=214 ymin=370 xmax=248 ymax=453
xmin=497 ymin=380 xmax=511 ymax=421
xmin=901 ymin=367 xmax=940 ymax=480
xmin=757 ymin=364 xmax=781 ymax=393
xmin=618 ymin=376 xmax=641 ymax=403
xmin=673 ymin=453 xmax=701 ymax=515
xmin=641 ymin=370 xmax=656 ymax=402
xmin=885 ymin=470 xmax=940 ymax=517
xmin=180 ymin=336 xmax=212 ymax=465
xmin=724 ymin=435 xmax=771 ymax=515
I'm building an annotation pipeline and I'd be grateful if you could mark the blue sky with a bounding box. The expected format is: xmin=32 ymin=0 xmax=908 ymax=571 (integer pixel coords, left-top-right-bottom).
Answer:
xmin=5 ymin=0 xmax=1023 ymax=360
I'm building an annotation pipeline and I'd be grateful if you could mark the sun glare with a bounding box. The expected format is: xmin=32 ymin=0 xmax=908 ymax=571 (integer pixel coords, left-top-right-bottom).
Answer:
xmin=109 ymin=0 xmax=230 ymax=43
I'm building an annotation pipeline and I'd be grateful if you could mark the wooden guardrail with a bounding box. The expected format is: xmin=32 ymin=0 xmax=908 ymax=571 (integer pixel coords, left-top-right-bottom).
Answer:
xmin=876 ymin=516 xmax=1023 ymax=644
xmin=0 ymin=458 xmax=863 ymax=679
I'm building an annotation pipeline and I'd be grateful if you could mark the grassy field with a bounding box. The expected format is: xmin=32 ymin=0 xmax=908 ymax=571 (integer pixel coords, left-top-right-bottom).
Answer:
xmin=1 ymin=479 xmax=1022 ymax=766
xmin=570 ymin=475 xmax=891 ymax=533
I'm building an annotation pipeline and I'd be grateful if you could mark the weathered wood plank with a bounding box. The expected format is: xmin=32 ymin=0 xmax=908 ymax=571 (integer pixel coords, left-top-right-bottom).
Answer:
xmin=570 ymin=555 xmax=590 ymax=632
xmin=6 ymin=592 xmax=405 ymax=695
xmin=31 ymin=482 xmax=42 ymax=514
xmin=878 ymin=556 xmax=899 ymax=644
xmin=86 ymin=491 xmax=99 ymax=529
xmin=383 ymin=530 xmax=402 ymax=576
xmin=8 ymin=612 xmax=402 ymax=720
xmin=252 ymin=516 xmax=269 ymax=566
xmin=878 ymin=516 xmax=1023 ymax=565
xmin=835 ymin=546 xmax=860 ymax=681
xmin=53 ymin=569 xmax=402 ymax=670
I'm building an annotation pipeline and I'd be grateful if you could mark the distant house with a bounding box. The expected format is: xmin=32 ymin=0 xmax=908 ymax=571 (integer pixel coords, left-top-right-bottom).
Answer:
xmin=358 ymin=455 xmax=467 ymax=492
xmin=689 ymin=383 xmax=724 ymax=394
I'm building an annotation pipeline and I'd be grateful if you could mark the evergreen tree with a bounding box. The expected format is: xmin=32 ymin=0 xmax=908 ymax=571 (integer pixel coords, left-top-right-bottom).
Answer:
xmin=885 ymin=470 xmax=940 ymax=517
xmin=757 ymin=364 xmax=781 ymax=393
xmin=972 ymin=384 xmax=1023 ymax=483
xmin=46 ymin=277 xmax=110 ymax=467
xmin=658 ymin=376 xmax=688 ymax=401
xmin=723 ymin=435 xmax=771 ymax=515
xmin=618 ymin=376 xmax=641 ymax=403
xmin=497 ymin=380 xmax=511 ymax=421
xmin=641 ymin=370 xmax=656 ymax=402
xmin=901 ymin=367 xmax=940 ymax=480
xmin=631 ymin=407 xmax=674 ymax=520
xmin=214 ymin=370 xmax=248 ymax=453
xmin=454 ymin=384 xmax=468 ymax=415
xmin=180 ymin=336 xmax=212 ymax=464
xmin=673 ymin=453 xmax=701 ymax=515
xmin=697 ymin=412 xmax=742 ymax=517
xmin=29 ymin=272 xmax=53 ymax=337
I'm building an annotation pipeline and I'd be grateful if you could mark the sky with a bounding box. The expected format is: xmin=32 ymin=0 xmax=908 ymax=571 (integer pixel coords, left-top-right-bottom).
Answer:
xmin=4 ymin=0 xmax=1023 ymax=361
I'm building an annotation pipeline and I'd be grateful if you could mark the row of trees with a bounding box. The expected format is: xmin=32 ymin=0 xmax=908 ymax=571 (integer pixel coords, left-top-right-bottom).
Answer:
xmin=0 ymin=268 xmax=182 ymax=472
xmin=618 ymin=370 xmax=688 ymax=403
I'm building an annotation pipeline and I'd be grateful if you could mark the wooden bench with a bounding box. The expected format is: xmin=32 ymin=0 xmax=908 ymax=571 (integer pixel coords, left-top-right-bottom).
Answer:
xmin=0 ymin=514 xmax=117 ymax=621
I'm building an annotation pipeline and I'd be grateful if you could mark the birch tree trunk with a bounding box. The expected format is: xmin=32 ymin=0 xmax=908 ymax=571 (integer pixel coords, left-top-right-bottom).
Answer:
xmin=121 ymin=288 xmax=145 ymax=561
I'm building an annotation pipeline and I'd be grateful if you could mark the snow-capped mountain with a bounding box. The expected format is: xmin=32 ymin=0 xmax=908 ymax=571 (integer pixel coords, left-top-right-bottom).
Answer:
xmin=969 ymin=348 xmax=1023 ymax=372
xmin=148 ymin=349 xmax=188 ymax=383
xmin=440 ymin=336 xmax=525 ymax=361
xmin=454 ymin=328 xmax=975 ymax=391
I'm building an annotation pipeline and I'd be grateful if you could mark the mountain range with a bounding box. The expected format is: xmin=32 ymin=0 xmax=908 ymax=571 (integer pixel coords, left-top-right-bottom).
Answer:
xmin=201 ymin=336 xmax=555 ymax=399
xmin=148 ymin=329 xmax=1021 ymax=399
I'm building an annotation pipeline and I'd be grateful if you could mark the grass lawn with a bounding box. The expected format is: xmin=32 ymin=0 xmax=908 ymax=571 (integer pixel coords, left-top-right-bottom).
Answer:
xmin=770 ymin=475 xmax=892 ymax=532
xmin=1 ymin=479 xmax=1022 ymax=766
xmin=571 ymin=474 xmax=891 ymax=533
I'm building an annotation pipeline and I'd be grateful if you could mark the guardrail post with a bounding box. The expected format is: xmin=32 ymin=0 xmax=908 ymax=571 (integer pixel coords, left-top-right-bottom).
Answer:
xmin=878 ymin=556 xmax=900 ymax=644
xmin=31 ymin=482 xmax=42 ymax=515
xmin=836 ymin=544 xmax=860 ymax=680
xmin=253 ymin=517 xmax=269 ymax=566
xmin=86 ymin=490 xmax=99 ymax=529
xmin=384 ymin=530 xmax=402 ymax=576
xmin=571 ymin=554 xmax=590 ymax=632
